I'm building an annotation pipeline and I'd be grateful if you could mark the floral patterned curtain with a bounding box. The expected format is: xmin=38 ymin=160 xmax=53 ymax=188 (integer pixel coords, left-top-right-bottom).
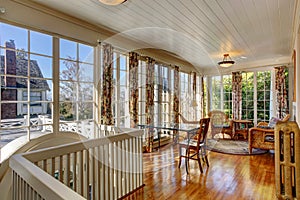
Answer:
xmin=129 ymin=52 xmax=139 ymax=128
xmin=145 ymin=57 xmax=155 ymax=152
xmin=192 ymin=71 xmax=197 ymax=102
xmin=173 ymin=66 xmax=180 ymax=139
xmin=275 ymin=66 xmax=289 ymax=118
xmin=232 ymin=71 xmax=242 ymax=120
xmin=200 ymin=76 xmax=204 ymax=118
xmin=101 ymin=43 xmax=114 ymax=125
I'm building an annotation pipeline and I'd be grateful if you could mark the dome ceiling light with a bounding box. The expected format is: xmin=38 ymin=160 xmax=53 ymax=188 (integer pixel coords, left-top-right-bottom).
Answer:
xmin=99 ymin=0 xmax=127 ymax=6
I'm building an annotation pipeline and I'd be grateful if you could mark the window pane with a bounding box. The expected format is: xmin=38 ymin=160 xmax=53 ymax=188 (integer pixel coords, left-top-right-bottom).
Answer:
xmin=30 ymin=55 xmax=52 ymax=79
xmin=257 ymin=91 xmax=265 ymax=100
xmin=60 ymin=39 xmax=77 ymax=60
xmin=30 ymin=31 xmax=52 ymax=56
xmin=60 ymin=60 xmax=78 ymax=81
xmin=79 ymin=83 xmax=93 ymax=101
xmin=59 ymin=81 xmax=77 ymax=101
xmin=59 ymin=102 xmax=75 ymax=120
xmin=79 ymin=63 xmax=93 ymax=82
xmin=257 ymin=101 xmax=265 ymax=110
xmin=78 ymin=102 xmax=93 ymax=120
xmin=79 ymin=43 xmax=93 ymax=63
xmin=120 ymin=55 xmax=127 ymax=70
xmin=0 ymin=23 xmax=28 ymax=50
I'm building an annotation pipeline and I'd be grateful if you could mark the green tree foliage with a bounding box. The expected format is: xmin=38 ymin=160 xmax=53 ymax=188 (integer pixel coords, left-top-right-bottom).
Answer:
xmin=242 ymin=72 xmax=254 ymax=120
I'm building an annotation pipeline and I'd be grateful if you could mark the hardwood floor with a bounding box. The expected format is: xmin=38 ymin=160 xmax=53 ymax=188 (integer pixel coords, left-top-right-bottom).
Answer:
xmin=125 ymin=143 xmax=276 ymax=200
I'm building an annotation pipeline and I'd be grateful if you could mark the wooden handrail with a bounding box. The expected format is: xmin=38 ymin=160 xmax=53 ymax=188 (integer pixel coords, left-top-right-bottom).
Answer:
xmin=23 ymin=129 xmax=143 ymax=162
xmin=10 ymin=154 xmax=85 ymax=200
xmin=9 ymin=129 xmax=144 ymax=200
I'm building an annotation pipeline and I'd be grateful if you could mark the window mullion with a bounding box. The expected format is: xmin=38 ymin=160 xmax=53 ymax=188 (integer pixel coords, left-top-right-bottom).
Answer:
xmin=253 ymin=72 xmax=257 ymax=125
xmin=52 ymin=37 xmax=60 ymax=133
xmin=116 ymin=53 xmax=120 ymax=127
xmin=27 ymin=30 xmax=30 ymax=140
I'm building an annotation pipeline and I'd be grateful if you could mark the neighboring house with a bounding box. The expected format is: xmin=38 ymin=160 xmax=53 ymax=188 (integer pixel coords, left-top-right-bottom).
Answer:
xmin=0 ymin=40 xmax=50 ymax=119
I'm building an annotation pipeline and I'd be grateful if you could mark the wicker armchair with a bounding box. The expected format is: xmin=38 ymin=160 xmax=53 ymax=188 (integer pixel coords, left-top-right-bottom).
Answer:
xmin=208 ymin=110 xmax=233 ymax=139
xmin=248 ymin=114 xmax=291 ymax=154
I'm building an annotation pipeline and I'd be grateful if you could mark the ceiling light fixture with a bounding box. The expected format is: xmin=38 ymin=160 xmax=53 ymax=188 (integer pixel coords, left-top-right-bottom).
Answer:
xmin=218 ymin=53 xmax=235 ymax=67
xmin=99 ymin=0 xmax=127 ymax=5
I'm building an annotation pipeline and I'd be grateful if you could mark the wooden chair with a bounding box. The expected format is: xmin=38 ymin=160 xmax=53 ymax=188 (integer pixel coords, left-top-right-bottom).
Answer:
xmin=248 ymin=114 xmax=291 ymax=154
xmin=208 ymin=110 xmax=233 ymax=139
xmin=178 ymin=118 xmax=210 ymax=174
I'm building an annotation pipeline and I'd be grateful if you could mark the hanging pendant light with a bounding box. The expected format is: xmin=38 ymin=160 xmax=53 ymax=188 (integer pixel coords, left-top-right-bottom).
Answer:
xmin=218 ymin=54 xmax=235 ymax=68
xmin=99 ymin=0 xmax=127 ymax=6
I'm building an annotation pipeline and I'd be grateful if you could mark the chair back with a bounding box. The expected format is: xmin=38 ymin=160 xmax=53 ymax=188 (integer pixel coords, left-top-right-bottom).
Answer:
xmin=208 ymin=110 xmax=228 ymax=126
xmin=196 ymin=118 xmax=210 ymax=146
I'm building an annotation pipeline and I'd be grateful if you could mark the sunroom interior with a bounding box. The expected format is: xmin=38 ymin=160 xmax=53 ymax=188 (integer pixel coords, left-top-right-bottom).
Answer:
xmin=0 ymin=0 xmax=300 ymax=199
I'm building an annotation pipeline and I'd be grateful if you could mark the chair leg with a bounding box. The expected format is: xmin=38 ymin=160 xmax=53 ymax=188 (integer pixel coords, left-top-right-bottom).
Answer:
xmin=185 ymin=149 xmax=189 ymax=174
xmin=201 ymin=148 xmax=209 ymax=167
xmin=204 ymin=155 xmax=209 ymax=167
xmin=197 ymin=153 xmax=203 ymax=173
xmin=178 ymin=146 xmax=182 ymax=168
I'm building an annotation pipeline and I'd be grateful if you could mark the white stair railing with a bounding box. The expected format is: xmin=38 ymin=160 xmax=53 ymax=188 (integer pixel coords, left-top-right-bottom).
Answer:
xmin=9 ymin=129 xmax=144 ymax=200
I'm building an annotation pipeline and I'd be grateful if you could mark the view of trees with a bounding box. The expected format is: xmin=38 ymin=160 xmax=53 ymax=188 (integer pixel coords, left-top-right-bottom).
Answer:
xmin=209 ymin=69 xmax=289 ymax=123
xmin=59 ymin=56 xmax=93 ymax=120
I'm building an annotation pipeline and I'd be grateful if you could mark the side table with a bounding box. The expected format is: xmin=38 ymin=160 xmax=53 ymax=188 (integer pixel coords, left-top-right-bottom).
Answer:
xmin=233 ymin=119 xmax=252 ymax=139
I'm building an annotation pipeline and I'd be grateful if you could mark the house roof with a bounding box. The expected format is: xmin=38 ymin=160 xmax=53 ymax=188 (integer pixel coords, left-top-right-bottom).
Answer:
xmin=0 ymin=56 xmax=50 ymax=91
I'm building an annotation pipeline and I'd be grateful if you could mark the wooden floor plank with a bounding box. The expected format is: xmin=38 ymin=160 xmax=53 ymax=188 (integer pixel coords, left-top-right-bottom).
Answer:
xmin=124 ymin=143 xmax=275 ymax=200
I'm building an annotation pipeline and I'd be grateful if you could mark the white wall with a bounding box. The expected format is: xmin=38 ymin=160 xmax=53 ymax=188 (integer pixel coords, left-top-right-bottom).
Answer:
xmin=296 ymin=32 xmax=300 ymax=125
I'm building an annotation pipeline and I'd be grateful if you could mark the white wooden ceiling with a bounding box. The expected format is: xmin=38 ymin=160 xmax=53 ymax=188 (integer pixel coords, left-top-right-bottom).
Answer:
xmin=30 ymin=0 xmax=297 ymax=74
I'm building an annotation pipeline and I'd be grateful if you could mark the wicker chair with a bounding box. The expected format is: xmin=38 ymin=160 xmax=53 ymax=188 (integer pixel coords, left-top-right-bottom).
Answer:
xmin=208 ymin=110 xmax=233 ymax=139
xmin=248 ymin=114 xmax=291 ymax=154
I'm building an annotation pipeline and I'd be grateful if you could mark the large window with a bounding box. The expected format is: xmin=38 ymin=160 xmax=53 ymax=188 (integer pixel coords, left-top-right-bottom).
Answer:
xmin=211 ymin=76 xmax=221 ymax=110
xmin=207 ymin=70 xmax=278 ymax=125
xmin=138 ymin=60 xmax=146 ymax=124
xmin=208 ymin=75 xmax=232 ymax=117
xmin=161 ymin=66 xmax=170 ymax=125
xmin=241 ymin=72 xmax=254 ymax=121
xmin=0 ymin=23 xmax=53 ymax=146
xmin=180 ymin=72 xmax=190 ymax=117
xmin=256 ymin=71 xmax=272 ymax=122
xmin=223 ymin=75 xmax=232 ymax=118
xmin=113 ymin=52 xmax=129 ymax=127
xmin=59 ymin=39 xmax=94 ymax=122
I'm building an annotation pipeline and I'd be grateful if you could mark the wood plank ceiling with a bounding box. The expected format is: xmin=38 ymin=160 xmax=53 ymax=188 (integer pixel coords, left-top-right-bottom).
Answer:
xmin=31 ymin=0 xmax=297 ymax=74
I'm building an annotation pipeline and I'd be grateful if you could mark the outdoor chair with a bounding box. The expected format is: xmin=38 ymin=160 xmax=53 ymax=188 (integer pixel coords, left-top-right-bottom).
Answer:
xmin=178 ymin=117 xmax=210 ymax=174
xmin=208 ymin=110 xmax=233 ymax=139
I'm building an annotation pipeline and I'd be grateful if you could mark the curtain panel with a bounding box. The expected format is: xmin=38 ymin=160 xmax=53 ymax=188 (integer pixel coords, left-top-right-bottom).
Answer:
xmin=232 ymin=71 xmax=242 ymax=120
xmin=274 ymin=66 xmax=289 ymax=118
xmin=101 ymin=43 xmax=114 ymax=125
xmin=145 ymin=57 xmax=155 ymax=152
xmin=200 ymin=76 xmax=204 ymax=118
xmin=129 ymin=52 xmax=139 ymax=128
xmin=173 ymin=66 xmax=180 ymax=140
